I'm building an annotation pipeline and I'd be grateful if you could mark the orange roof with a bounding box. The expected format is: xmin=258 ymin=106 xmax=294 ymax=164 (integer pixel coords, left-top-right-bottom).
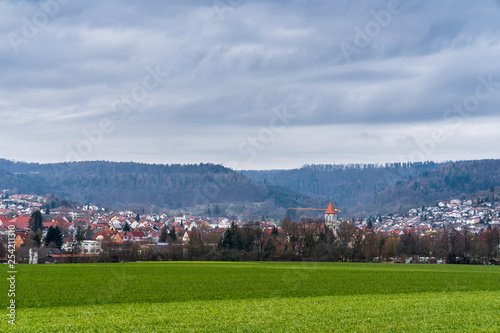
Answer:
xmin=13 ymin=216 xmax=31 ymax=223
xmin=324 ymin=202 xmax=337 ymax=215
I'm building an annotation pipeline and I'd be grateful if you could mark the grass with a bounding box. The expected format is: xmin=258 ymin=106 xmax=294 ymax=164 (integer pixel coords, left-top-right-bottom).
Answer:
xmin=2 ymin=262 xmax=499 ymax=332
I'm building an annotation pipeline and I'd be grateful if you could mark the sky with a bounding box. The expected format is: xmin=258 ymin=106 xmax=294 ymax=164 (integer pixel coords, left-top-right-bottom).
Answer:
xmin=1 ymin=0 xmax=500 ymax=170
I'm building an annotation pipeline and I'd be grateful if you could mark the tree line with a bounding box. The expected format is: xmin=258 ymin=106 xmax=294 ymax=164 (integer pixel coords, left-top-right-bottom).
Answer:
xmin=98 ymin=219 xmax=500 ymax=264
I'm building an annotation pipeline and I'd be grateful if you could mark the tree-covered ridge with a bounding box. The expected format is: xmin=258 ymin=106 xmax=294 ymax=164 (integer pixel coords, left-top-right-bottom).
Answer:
xmin=374 ymin=159 xmax=500 ymax=213
xmin=0 ymin=159 xmax=321 ymax=212
xmin=243 ymin=160 xmax=500 ymax=215
xmin=242 ymin=162 xmax=443 ymax=213
xmin=1 ymin=158 xmax=499 ymax=217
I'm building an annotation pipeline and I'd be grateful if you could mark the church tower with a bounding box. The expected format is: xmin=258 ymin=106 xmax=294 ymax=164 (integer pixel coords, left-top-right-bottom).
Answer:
xmin=324 ymin=201 xmax=340 ymax=236
xmin=324 ymin=201 xmax=338 ymax=222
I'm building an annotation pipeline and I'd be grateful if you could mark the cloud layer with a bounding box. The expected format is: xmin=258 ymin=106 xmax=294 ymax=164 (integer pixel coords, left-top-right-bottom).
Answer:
xmin=1 ymin=0 xmax=500 ymax=169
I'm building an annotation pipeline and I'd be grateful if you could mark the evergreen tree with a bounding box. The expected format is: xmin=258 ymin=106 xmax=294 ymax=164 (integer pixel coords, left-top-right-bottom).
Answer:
xmin=218 ymin=222 xmax=243 ymax=250
xmin=159 ymin=227 xmax=168 ymax=243
xmin=29 ymin=210 xmax=43 ymax=233
xmin=168 ymin=228 xmax=177 ymax=241
xmin=44 ymin=226 xmax=63 ymax=249
xmin=123 ymin=222 xmax=131 ymax=232
xmin=135 ymin=213 xmax=141 ymax=222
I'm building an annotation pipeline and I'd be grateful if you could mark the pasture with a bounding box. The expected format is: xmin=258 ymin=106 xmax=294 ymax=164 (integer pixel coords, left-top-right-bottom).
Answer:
xmin=3 ymin=262 xmax=499 ymax=332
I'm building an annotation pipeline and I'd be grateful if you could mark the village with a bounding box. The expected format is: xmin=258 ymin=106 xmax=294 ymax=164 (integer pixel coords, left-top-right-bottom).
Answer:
xmin=0 ymin=192 xmax=499 ymax=264
xmin=366 ymin=198 xmax=500 ymax=237
xmin=0 ymin=192 xmax=279 ymax=263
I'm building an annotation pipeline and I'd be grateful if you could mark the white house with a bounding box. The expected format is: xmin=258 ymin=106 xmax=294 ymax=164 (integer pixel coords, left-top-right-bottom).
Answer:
xmin=81 ymin=240 xmax=101 ymax=254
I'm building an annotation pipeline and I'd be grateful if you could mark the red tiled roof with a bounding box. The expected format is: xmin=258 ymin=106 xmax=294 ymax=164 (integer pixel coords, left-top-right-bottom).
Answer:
xmin=5 ymin=216 xmax=30 ymax=229
xmin=90 ymin=223 xmax=110 ymax=230
xmin=324 ymin=202 xmax=337 ymax=215
xmin=93 ymin=230 xmax=116 ymax=241
xmin=12 ymin=216 xmax=31 ymax=223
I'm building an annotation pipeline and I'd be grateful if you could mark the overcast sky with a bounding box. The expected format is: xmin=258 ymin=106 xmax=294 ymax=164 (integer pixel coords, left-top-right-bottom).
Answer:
xmin=1 ymin=0 xmax=500 ymax=170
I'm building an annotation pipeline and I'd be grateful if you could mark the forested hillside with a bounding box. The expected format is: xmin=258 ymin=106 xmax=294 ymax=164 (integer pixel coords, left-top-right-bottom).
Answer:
xmin=0 ymin=159 xmax=321 ymax=213
xmin=243 ymin=162 xmax=443 ymax=214
xmin=1 ymin=159 xmax=499 ymax=217
xmin=373 ymin=160 xmax=500 ymax=213
xmin=243 ymin=160 xmax=500 ymax=216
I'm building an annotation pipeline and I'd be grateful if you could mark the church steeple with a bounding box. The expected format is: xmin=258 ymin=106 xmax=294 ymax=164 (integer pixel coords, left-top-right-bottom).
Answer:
xmin=324 ymin=201 xmax=338 ymax=222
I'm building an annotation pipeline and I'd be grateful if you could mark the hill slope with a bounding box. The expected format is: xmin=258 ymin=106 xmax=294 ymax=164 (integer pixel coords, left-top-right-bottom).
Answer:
xmin=243 ymin=160 xmax=500 ymax=216
xmin=0 ymin=159 xmax=322 ymax=213
xmin=2 ymin=159 xmax=499 ymax=217
xmin=373 ymin=159 xmax=500 ymax=212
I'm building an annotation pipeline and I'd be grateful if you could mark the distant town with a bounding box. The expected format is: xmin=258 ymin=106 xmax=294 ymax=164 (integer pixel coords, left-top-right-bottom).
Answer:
xmin=1 ymin=191 xmax=499 ymax=264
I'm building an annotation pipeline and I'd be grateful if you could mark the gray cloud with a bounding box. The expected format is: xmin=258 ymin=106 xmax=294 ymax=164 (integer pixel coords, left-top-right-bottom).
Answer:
xmin=1 ymin=0 xmax=500 ymax=168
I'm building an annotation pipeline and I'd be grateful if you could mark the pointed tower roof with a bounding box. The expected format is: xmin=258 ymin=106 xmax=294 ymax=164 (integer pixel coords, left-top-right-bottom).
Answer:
xmin=325 ymin=202 xmax=337 ymax=215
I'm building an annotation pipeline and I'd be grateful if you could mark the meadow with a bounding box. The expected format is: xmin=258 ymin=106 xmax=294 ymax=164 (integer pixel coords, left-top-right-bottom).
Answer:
xmin=2 ymin=262 xmax=499 ymax=332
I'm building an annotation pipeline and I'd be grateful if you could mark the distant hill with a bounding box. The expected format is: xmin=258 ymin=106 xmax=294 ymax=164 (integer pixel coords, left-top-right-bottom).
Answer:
xmin=373 ymin=160 xmax=500 ymax=213
xmin=1 ymin=158 xmax=499 ymax=218
xmin=242 ymin=160 xmax=500 ymax=216
xmin=242 ymin=162 xmax=443 ymax=215
xmin=0 ymin=159 xmax=322 ymax=216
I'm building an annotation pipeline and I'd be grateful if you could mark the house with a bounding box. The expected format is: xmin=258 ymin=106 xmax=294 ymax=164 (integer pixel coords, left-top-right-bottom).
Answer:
xmin=186 ymin=220 xmax=210 ymax=231
xmin=216 ymin=218 xmax=231 ymax=228
xmin=93 ymin=230 xmax=116 ymax=242
xmin=90 ymin=223 xmax=110 ymax=231
xmin=113 ymin=231 xmax=147 ymax=243
xmin=14 ymin=232 xmax=29 ymax=248
xmin=72 ymin=218 xmax=90 ymax=228
xmin=110 ymin=221 xmax=124 ymax=232
xmin=81 ymin=240 xmax=101 ymax=254
xmin=6 ymin=215 xmax=31 ymax=230
xmin=174 ymin=215 xmax=187 ymax=224
xmin=153 ymin=222 xmax=164 ymax=230
xmin=149 ymin=230 xmax=160 ymax=243
xmin=61 ymin=237 xmax=75 ymax=252
xmin=51 ymin=218 xmax=74 ymax=231
xmin=182 ymin=231 xmax=191 ymax=245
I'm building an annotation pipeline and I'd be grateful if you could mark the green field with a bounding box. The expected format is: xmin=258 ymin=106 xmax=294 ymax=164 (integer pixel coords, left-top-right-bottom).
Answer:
xmin=2 ymin=262 xmax=499 ymax=332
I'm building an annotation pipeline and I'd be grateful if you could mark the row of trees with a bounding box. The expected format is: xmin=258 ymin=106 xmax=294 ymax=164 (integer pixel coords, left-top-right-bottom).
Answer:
xmin=98 ymin=219 xmax=500 ymax=264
